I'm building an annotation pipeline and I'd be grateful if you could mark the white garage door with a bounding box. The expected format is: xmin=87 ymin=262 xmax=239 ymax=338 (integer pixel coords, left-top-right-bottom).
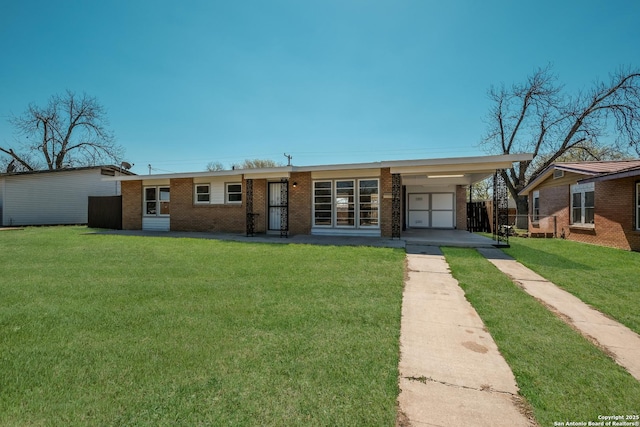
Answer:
xmin=431 ymin=193 xmax=454 ymax=228
xmin=408 ymin=193 xmax=454 ymax=228
xmin=408 ymin=194 xmax=429 ymax=227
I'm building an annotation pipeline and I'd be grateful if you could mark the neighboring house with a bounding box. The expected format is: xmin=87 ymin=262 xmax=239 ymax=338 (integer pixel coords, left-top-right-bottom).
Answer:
xmin=0 ymin=166 xmax=133 ymax=227
xmin=519 ymin=160 xmax=640 ymax=251
xmin=108 ymin=154 xmax=531 ymax=237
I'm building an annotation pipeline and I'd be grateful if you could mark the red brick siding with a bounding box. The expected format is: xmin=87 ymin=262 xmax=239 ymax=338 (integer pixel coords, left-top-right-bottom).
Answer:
xmin=169 ymin=178 xmax=245 ymax=232
xmin=528 ymin=185 xmax=569 ymax=236
xmin=576 ymin=178 xmax=640 ymax=251
xmin=530 ymin=179 xmax=640 ymax=251
xmin=289 ymin=172 xmax=312 ymax=235
xmin=250 ymin=179 xmax=268 ymax=233
xmin=121 ymin=180 xmax=142 ymax=230
xmin=456 ymin=185 xmax=467 ymax=230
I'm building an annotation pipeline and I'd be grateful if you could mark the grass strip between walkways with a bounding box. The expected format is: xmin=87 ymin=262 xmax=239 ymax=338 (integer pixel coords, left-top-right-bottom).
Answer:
xmin=442 ymin=247 xmax=640 ymax=427
xmin=0 ymin=226 xmax=405 ymax=426
xmin=503 ymin=237 xmax=640 ymax=335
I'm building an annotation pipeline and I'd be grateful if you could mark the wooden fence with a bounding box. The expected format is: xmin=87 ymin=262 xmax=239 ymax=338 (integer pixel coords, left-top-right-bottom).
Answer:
xmin=467 ymin=201 xmax=490 ymax=232
xmin=88 ymin=196 xmax=122 ymax=230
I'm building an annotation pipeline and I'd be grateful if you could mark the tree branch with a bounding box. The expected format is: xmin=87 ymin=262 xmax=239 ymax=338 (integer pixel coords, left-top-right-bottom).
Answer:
xmin=0 ymin=147 xmax=35 ymax=171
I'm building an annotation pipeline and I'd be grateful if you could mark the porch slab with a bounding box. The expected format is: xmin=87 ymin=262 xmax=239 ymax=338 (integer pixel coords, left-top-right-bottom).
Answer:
xmin=403 ymin=229 xmax=504 ymax=248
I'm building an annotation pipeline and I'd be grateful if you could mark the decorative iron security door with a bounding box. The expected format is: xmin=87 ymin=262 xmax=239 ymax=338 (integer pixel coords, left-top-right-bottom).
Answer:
xmin=268 ymin=180 xmax=289 ymax=237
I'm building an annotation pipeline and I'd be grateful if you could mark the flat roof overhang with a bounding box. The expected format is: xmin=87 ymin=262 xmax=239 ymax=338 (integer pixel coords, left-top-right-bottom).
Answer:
xmin=105 ymin=153 xmax=533 ymax=185
xmin=390 ymin=153 xmax=532 ymax=187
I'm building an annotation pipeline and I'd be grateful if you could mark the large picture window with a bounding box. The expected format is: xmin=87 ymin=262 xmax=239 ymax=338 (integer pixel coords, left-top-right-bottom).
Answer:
xmin=144 ymin=186 xmax=170 ymax=216
xmin=571 ymin=183 xmax=594 ymax=225
xmin=313 ymin=179 xmax=379 ymax=228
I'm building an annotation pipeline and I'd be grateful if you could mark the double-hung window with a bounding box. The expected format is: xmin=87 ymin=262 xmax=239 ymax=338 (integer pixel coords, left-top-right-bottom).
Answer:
xmin=193 ymin=182 xmax=242 ymax=204
xmin=571 ymin=183 xmax=595 ymax=225
xmin=226 ymin=183 xmax=242 ymax=203
xmin=532 ymin=190 xmax=540 ymax=222
xmin=144 ymin=186 xmax=170 ymax=216
xmin=313 ymin=179 xmax=379 ymax=228
xmin=195 ymin=184 xmax=210 ymax=203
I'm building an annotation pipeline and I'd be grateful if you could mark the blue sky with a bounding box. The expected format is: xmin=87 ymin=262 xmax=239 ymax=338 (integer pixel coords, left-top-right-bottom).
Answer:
xmin=1 ymin=0 xmax=638 ymax=174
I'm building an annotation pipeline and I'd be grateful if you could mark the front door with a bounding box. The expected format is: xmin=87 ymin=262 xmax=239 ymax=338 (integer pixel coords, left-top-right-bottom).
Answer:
xmin=268 ymin=181 xmax=288 ymax=236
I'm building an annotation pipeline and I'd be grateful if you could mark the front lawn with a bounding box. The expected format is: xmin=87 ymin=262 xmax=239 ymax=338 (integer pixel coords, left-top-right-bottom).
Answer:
xmin=502 ymin=237 xmax=640 ymax=335
xmin=0 ymin=227 xmax=405 ymax=426
xmin=443 ymin=247 xmax=640 ymax=426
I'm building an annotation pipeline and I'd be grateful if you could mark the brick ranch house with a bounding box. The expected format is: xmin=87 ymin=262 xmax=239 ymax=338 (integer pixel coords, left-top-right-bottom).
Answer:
xmin=519 ymin=160 xmax=640 ymax=251
xmin=109 ymin=154 xmax=531 ymax=238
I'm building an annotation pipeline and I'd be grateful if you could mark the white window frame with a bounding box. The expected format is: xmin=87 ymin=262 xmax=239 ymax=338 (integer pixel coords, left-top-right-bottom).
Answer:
xmin=358 ymin=179 xmax=379 ymax=228
xmin=312 ymin=178 xmax=379 ymax=229
xmin=194 ymin=184 xmax=210 ymax=204
xmin=226 ymin=183 xmax=242 ymax=204
xmin=570 ymin=183 xmax=595 ymax=225
xmin=532 ymin=190 xmax=540 ymax=222
xmin=335 ymin=179 xmax=356 ymax=228
xmin=144 ymin=186 xmax=170 ymax=217
xmin=313 ymin=181 xmax=333 ymax=227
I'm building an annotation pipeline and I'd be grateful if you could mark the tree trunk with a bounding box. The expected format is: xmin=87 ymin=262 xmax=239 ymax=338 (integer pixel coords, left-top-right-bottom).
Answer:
xmin=515 ymin=195 xmax=529 ymax=229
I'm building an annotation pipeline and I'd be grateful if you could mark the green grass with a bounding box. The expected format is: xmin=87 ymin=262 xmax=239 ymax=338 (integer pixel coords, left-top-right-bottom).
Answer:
xmin=0 ymin=226 xmax=405 ymax=426
xmin=502 ymin=237 xmax=640 ymax=335
xmin=442 ymin=247 xmax=640 ymax=426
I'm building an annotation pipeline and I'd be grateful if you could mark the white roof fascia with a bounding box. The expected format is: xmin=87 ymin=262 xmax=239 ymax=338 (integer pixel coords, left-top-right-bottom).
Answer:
xmin=105 ymin=166 xmax=294 ymax=181
xmin=106 ymin=154 xmax=533 ymax=182
xmin=296 ymin=153 xmax=533 ymax=173
xmin=385 ymin=153 xmax=532 ymax=170
xmin=244 ymin=171 xmax=291 ymax=179
xmin=295 ymin=162 xmax=383 ymax=172
xmin=389 ymin=154 xmax=532 ymax=175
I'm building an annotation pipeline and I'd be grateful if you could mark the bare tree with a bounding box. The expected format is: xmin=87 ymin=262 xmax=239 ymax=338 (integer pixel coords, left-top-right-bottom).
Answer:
xmin=232 ymin=159 xmax=282 ymax=169
xmin=468 ymin=177 xmax=492 ymax=202
xmin=1 ymin=91 xmax=123 ymax=171
xmin=481 ymin=65 xmax=640 ymax=216
xmin=205 ymin=161 xmax=226 ymax=171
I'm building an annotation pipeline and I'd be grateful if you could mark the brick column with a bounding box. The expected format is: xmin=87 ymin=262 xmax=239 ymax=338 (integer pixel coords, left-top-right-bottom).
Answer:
xmin=121 ymin=180 xmax=142 ymax=230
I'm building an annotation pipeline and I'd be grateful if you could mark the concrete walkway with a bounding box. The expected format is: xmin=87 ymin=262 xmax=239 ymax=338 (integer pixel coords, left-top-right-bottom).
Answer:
xmin=478 ymin=247 xmax=640 ymax=382
xmin=398 ymin=245 xmax=533 ymax=427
